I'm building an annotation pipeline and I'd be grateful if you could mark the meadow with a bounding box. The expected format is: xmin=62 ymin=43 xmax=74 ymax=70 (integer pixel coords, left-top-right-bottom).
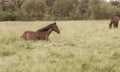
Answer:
xmin=0 ymin=21 xmax=120 ymax=72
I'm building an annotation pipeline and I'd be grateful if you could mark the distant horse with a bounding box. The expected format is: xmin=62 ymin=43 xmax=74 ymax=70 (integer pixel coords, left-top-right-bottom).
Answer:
xmin=21 ymin=22 xmax=60 ymax=40
xmin=109 ymin=16 xmax=119 ymax=29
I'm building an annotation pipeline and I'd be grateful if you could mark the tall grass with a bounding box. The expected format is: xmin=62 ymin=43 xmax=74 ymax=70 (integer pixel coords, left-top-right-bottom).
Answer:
xmin=0 ymin=21 xmax=120 ymax=72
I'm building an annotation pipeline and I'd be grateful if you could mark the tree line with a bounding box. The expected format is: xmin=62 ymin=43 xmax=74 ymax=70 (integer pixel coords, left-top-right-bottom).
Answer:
xmin=0 ymin=0 xmax=120 ymax=21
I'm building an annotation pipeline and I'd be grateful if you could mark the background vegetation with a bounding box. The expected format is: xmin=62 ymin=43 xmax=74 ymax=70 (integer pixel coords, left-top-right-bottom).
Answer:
xmin=0 ymin=0 xmax=120 ymax=21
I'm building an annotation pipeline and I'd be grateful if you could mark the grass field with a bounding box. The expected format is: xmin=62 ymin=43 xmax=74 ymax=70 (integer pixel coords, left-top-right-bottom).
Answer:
xmin=0 ymin=21 xmax=120 ymax=72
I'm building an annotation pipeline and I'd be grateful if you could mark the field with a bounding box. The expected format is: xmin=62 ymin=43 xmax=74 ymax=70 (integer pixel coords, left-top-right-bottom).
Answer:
xmin=0 ymin=21 xmax=120 ymax=72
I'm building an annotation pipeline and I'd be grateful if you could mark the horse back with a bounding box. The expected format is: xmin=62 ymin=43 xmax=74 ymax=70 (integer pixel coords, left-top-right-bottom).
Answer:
xmin=22 ymin=31 xmax=38 ymax=40
xmin=111 ymin=16 xmax=119 ymax=23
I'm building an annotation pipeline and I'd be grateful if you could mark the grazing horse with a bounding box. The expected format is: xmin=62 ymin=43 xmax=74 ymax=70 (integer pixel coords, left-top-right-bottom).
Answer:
xmin=21 ymin=22 xmax=60 ymax=40
xmin=109 ymin=16 xmax=119 ymax=29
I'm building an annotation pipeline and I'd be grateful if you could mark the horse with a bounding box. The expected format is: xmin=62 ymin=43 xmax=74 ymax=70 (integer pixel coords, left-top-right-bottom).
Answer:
xmin=21 ymin=22 xmax=60 ymax=40
xmin=109 ymin=16 xmax=119 ymax=29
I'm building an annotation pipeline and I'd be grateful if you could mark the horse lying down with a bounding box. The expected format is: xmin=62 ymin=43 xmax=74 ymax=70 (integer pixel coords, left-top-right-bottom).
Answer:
xmin=21 ymin=22 xmax=60 ymax=41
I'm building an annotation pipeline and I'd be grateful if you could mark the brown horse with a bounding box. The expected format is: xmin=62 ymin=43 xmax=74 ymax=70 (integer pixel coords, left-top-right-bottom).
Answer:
xmin=109 ymin=16 xmax=119 ymax=29
xmin=21 ymin=22 xmax=60 ymax=40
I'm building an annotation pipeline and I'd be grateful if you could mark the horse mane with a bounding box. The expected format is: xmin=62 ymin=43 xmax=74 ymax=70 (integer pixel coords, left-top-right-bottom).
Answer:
xmin=37 ymin=23 xmax=55 ymax=32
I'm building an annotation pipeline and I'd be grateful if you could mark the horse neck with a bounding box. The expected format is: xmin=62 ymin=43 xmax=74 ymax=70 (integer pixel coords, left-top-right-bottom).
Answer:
xmin=47 ymin=28 xmax=53 ymax=36
xmin=36 ymin=27 xmax=53 ymax=36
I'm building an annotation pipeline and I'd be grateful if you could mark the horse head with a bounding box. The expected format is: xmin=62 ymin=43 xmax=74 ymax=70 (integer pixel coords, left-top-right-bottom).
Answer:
xmin=51 ymin=22 xmax=60 ymax=34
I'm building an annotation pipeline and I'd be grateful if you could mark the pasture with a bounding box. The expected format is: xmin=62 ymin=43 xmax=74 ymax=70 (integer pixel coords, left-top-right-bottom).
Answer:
xmin=0 ymin=21 xmax=120 ymax=72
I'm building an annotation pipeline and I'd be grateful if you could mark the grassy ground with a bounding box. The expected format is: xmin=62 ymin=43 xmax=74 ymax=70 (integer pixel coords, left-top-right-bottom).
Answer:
xmin=0 ymin=21 xmax=120 ymax=72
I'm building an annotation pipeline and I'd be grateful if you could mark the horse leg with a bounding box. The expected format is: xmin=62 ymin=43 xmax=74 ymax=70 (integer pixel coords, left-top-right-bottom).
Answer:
xmin=113 ymin=23 xmax=116 ymax=28
xmin=45 ymin=36 xmax=49 ymax=41
xmin=116 ymin=23 xmax=118 ymax=28
xmin=45 ymin=37 xmax=48 ymax=41
xmin=109 ymin=22 xmax=112 ymax=29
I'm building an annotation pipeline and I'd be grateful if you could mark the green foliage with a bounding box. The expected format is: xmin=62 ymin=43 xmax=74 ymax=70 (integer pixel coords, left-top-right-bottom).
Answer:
xmin=1 ymin=0 xmax=120 ymax=20
xmin=47 ymin=0 xmax=78 ymax=20
xmin=0 ymin=11 xmax=6 ymax=21
xmin=22 ymin=0 xmax=47 ymax=20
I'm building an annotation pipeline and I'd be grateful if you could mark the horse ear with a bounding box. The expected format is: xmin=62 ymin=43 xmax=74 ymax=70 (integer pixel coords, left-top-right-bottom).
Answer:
xmin=54 ymin=22 xmax=56 ymax=25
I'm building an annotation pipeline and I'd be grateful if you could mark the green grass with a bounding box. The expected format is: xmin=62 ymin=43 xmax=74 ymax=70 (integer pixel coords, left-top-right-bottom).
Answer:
xmin=0 ymin=21 xmax=120 ymax=72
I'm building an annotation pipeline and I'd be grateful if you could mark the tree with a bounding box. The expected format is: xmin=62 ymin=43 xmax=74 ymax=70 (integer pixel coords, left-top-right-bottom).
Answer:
xmin=23 ymin=0 xmax=46 ymax=20
xmin=79 ymin=0 xmax=89 ymax=19
xmin=46 ymin=0 xmax=78 ymax=20
xmin=46 ymin=0 xmax=55 ymax=6
xmin=110 ymin=0 xmax=120 ymax=6
xmin=0 ymin=0 xmax=25 ymax=11
xmin=87 ymin=0 xmax=101 ymax=19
